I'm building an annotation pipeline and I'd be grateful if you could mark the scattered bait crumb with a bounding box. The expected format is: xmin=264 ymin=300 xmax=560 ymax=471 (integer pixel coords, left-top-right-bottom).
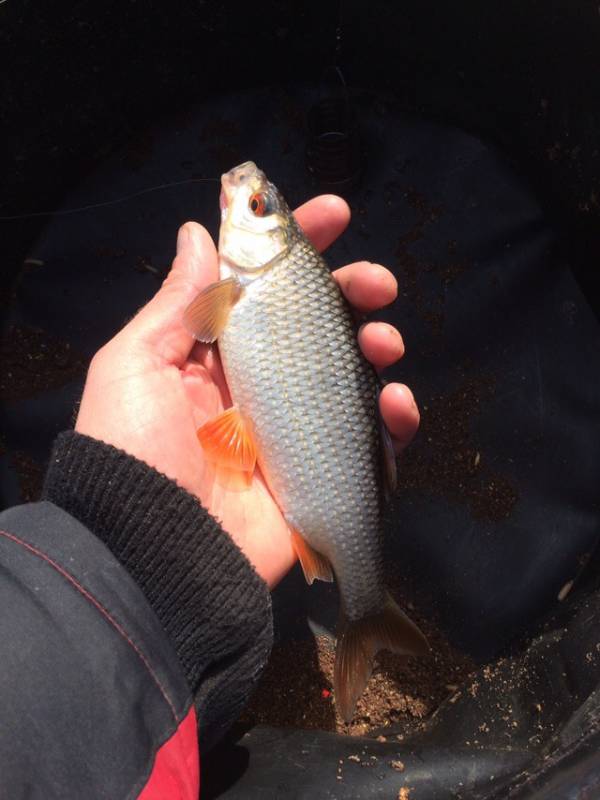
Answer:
xmin=393 ymin=184 xmax=466 ymax=346
xmin=96 ymin=246 xmax=127 ymax=259
xmin=558 ymin=580 xmax=574 ymax=601
xmin=10 ymin=449 xmax=45 ymax=503
xmin=397 ymin=369 xmax=519 ymax=522
xmin=388 ymin=186 xmax=519 ymax=522
xmin=0 ymin=325 xmax=87 ymax=503
xmin=390 ymin=760 xmax=405 ymax=772
xmin=0 ymin=325 xmax=86 ymax=403
xmin=134 ymin=255 xmax=162 ymax=277
xmin=398 ymin=788 xmax=411 ymax=799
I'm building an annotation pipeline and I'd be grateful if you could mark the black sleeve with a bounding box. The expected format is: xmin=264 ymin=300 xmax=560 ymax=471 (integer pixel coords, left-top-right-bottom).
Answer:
xmin=0 ymin=500 xmax=201 ymax=798
xmin=42 ymin=431 xmax=273 ymax=753
xmin=0 ymin=431 xmax=273 ymax=796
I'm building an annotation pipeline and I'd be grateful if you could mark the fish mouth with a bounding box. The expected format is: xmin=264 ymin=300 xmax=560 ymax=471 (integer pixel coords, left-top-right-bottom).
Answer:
xmin=220 ymin=161 xmax=266 ymax=207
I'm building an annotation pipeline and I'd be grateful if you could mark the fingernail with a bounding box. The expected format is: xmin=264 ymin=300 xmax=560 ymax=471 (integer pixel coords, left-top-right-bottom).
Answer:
xmin=177 ymin=225 xmax=190 ymax=254
xmin=397 ymin=382 xmax=417 ymax=410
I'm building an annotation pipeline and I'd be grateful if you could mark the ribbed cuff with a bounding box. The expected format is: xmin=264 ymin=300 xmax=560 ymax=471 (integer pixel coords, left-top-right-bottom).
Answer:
xmin=42 ymin=430 xmax=273 ymax=751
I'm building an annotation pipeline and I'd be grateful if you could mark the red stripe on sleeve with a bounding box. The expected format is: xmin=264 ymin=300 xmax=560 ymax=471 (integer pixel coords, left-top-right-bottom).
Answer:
xmin=138 ymin=706 xmax=200 ymax=799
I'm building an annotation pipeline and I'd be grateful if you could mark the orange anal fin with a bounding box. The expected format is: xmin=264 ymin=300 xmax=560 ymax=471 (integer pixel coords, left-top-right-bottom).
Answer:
xmin=291 ymin=529 xmax=334 ymax=585
xmin=183 ymin=277 xmax=242 ymax=343
xmin=196 ymin=407 xmax=257 ymax=473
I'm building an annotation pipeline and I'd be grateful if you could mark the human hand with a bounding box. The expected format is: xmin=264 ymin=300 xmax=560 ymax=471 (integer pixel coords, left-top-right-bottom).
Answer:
xmin=75 ymin=196 xmax=420 ymax=588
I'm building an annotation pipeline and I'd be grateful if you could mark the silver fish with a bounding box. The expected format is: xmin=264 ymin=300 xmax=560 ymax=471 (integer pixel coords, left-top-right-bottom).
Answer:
xmin=184 ymin=161 xmax=428 ymax=721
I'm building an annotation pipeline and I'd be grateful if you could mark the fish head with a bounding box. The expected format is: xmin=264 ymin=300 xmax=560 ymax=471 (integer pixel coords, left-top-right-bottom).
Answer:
xmin=219 ymin=161 xmax=290 ymax=274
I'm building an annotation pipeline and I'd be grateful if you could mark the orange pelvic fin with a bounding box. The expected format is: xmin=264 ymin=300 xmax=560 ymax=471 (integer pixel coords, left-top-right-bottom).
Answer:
xmin=334 ymin=594 xmax=429 ymax=723
xmin=290 ymin=529 xmax=334 ymax=585
xmin=196 ymin=407 xmax=257 ymax=473
xmin=183 ymin=277 xmax=242 ymax=342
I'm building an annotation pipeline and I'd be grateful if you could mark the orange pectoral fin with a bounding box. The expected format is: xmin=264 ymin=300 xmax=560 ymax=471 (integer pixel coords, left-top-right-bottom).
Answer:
xmin=196 ymin=407 xmax=257 ymax=473
xmin=183 ymin=277 xmax=242 ymax=343
xmin=291 ymin=529 xmax=334 ymax=585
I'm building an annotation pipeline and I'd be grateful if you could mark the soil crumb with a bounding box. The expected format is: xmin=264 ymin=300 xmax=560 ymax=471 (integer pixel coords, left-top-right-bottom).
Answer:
xmin=386 ymin=184 xmax=519 ymax=521
xmin=240 ymin=609 xmax=475 ymax=736
xmin=11 ymin=449 xmax=45 ymax=503
xmin=0 ymin=325 xmax=86 ymax=403
xmin=393 ymin=184 xmax=468 ymax=350
xmin=0 ymin=325 xmax=86 ymax=504
xmin=397 ymin=369 xmax=519 ymax=521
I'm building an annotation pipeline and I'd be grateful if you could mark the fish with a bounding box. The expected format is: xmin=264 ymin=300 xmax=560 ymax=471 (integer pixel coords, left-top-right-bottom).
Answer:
xmin=183 ymin=161 xmax=429 ymax=721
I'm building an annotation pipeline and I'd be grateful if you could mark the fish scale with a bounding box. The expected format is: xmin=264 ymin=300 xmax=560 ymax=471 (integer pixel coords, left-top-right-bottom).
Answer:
xmin=220 ymin=219 xmax=385 ymax=620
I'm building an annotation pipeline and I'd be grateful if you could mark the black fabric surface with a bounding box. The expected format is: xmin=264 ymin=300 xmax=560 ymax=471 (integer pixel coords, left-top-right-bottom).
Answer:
xmin=0 ymin=500 xmax=192 ymax=798
xmin=5 ymin=88 xmax=600 ymax=660
xmin=3 ymin=86 xmax=600 ymax=798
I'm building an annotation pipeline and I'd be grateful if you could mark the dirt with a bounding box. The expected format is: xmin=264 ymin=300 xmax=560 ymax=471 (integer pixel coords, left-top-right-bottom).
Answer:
xmin=240 ymin=603 xmax=475 ymax=737
xmin=397 ymin=367 xmax=519 ymax=521
xmin=9 ymin=449 xmax=46 ymax=504
xmin=0 ymin=325 xmax=86 ymax=404
xmin=0 ymin=324 xmax=87 ymax=504
xmin=388 ymin=186 xmax=519 ymax=522
xmin=393 ymin=184 xmax=468 ymax=352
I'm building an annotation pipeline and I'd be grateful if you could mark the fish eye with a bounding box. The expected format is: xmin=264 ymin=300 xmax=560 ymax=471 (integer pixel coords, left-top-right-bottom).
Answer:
xmin=249 ymin=192 xmax=272 ymax=217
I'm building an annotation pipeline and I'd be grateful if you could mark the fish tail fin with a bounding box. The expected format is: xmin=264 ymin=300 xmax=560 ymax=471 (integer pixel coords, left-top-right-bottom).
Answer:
xmin=333 ymin=593 xmax=430 ymax=723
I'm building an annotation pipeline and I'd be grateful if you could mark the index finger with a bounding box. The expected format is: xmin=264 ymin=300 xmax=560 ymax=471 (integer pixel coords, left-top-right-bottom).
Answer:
xmin=294 ymin=195 xmax=351 ymax=252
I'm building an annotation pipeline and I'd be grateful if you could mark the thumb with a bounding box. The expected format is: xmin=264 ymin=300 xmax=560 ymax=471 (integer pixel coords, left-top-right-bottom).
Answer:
xmin=125 ymin=221 xmax=219 ymax=363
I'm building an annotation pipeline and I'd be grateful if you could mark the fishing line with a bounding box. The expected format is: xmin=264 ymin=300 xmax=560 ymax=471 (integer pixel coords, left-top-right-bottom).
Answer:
xmin=333 ymin=0 xmax=345 ymax=67
xmin=0 ymin=177 xmax=219 ymax=221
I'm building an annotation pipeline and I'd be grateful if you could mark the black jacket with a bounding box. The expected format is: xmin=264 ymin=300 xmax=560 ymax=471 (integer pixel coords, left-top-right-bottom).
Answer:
xmin=0 ymin=431 xmax=273 ymax=798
